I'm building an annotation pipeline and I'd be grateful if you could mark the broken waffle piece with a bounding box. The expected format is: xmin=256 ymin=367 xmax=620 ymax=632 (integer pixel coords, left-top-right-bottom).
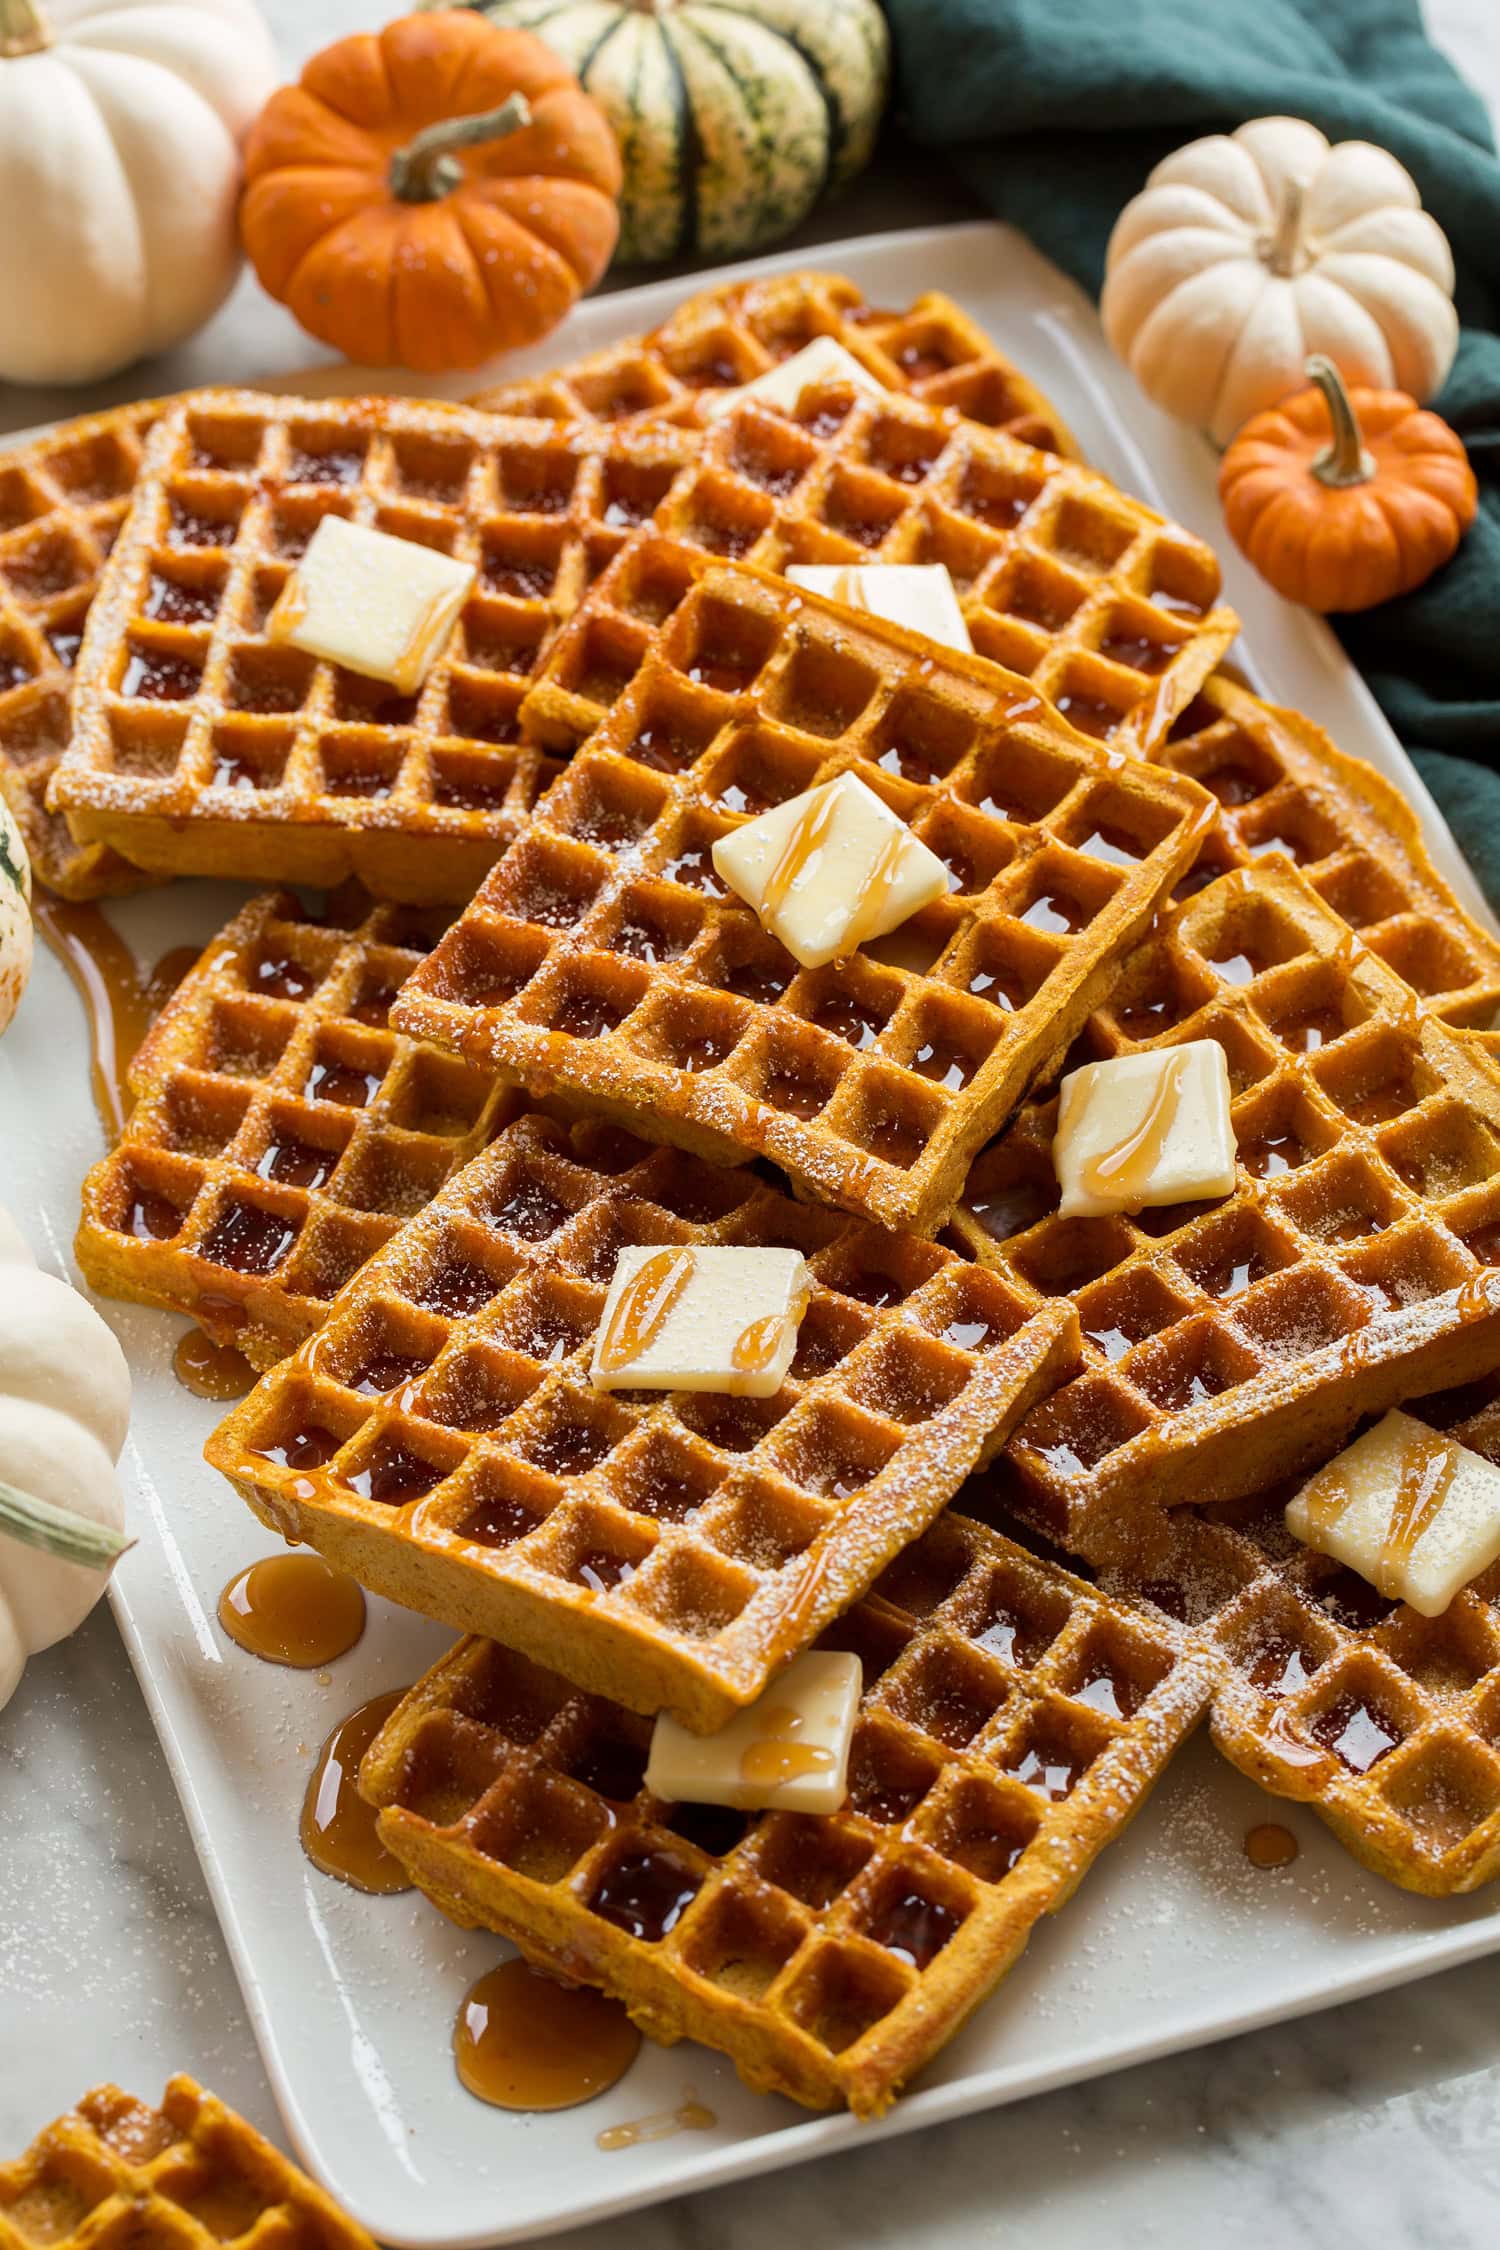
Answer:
xmin=1054 ymin=1040 xmax=1236 ymax=1219
xmin=645 ymin=1648 xmax=861 ymax=1814
xmin=268 ymin=515 xmax=474 ymax=693
xmin=361 ymin=1515 xmax=1210 ymax=2114
xmin=785 ymin=563 xmax=973 ymax=653
xmin=712 ymin=771 xmax=951 ymax=971
xmin=1285 ymin=1410 xmax=1500 ymax=1617
xmin=207 ymin=1110 xmax=1080 ymax=1730
xmin=591 ymin=1244 xmax=810 ymax=1397
xmin=0 ymin=2076 xmax=375 ymax=2250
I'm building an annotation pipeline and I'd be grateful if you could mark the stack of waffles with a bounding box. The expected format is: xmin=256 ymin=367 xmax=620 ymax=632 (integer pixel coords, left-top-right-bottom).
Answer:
xmin=23 ymin=266 xmax=1500 ymax=2115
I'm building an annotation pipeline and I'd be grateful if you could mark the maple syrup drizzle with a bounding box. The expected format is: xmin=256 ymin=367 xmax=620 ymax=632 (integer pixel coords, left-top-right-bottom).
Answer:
xmin=597 ymin=2098 xmax=717 ymax=2153
xmin=218 ymin=1552 xmax=366 ymax=1667
xmin=172 ymin=1328 xmax=255 ymax=1401
xmin=1244 ymin=1821 xmax=1299 ymax=1870
xmin=1376 ymin=1426 xmax=1459 ymax=1595
xmin=597 ymin=1248 xmax=696 ymax=1374
xmin=300 ymin=1690 xmax=412 ymax=1894
xmin=762 ymin=780 xmax=842 ymax=920
xmin=843 ymin=824 xmax=917 ymax=954
xmin=780 ymin=1546 xmax=833 ymax=1645
xmin=739 ymin=1701 xmax=835 ymax=1789
xmin=1264 ymin=1705 xmax=1337 ymax=1776
xmin=454 ymin=1959 xmax=641 ymax=2110
xmin=35 ymin=902 xmax=198 ymax=1141
xmin=1076 ymin=1050 xmax=1192 ymax=1204
xmin=1301 ymin=1461 xmax=1354 ymax=1545
xmin=731 ymin=1311 xmax=790 ymax=1380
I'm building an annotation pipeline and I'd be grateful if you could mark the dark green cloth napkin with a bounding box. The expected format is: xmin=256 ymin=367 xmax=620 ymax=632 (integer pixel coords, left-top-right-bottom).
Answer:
xmin=881 ymin=0 xmax=1500 ymax=910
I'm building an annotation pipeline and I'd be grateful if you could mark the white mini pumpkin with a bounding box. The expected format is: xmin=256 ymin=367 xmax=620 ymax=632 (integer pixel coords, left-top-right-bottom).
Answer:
xmin=0 ymin=0 xmax=279 ymax=384
xmin=0 ymin=794 xmax=31 ymax=1037
xmin=1102 ymin=115 xmax=1459 ymax=446
xmin=0 ymin=1210 xmax=132 ymax=1711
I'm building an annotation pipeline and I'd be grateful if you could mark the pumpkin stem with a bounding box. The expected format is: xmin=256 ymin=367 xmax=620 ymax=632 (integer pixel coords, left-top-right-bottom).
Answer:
xmin=1264 ymin=177 xmax=1309 ymax=279
xmin=0 ymin=1476 xmax=132 ymax=1573
xmin=1305 ymin=354 xmax=1376 ymax=488
xmin=0 ymin=0 xmax=48 ymax=60
xmin=389 ymin=92 xmax=534 ymax=205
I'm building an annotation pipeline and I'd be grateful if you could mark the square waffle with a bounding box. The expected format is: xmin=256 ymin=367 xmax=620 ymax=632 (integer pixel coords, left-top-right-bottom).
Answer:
xmin=515 ymin=387 xmax=1237 ymax=760
xmin=0 ymin=2077 xmax=373 ymax=2250
xmin=469 ymin=269 xmax=1081 ymax=456
xmin=392 ymin=559 xmax=1216 ymax=1236
xmin=206 ymin=1110 xmax=1079 ymax=1731
xmin=76 ymin=889 xmax=523 ymax=1371
xmin=47 ymin=389 xmax=700 ymax=903
xmin=1158 ymin=674 xmax=1500 ymax=1028
xmin=358 ymin=1512 xmax=1210 ymax=2116
xmin=0 ymin=401 xmax=162 ymax=900
xmin=951 ymin=858 xmax=1500 ymax=1568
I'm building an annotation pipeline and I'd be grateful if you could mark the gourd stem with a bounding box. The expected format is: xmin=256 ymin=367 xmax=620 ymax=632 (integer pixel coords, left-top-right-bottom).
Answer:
xmin=1305 ymin=354 xmax=1375 ymax=488
xmin=1265 ymin=177 xmax=1307 ymax=278
xmin=389 ymin=92 xmax=533 ymax=204
xmin=0 ymin=1476 xmax=132 ymax=1571
xmin=0 ymin=0 xmax=48 ymax=60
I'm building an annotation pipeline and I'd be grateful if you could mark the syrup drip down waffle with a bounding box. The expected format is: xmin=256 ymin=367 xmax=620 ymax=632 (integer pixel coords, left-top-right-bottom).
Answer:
xmin=393 ymin=560 xmax=1216 ymax=1236
xmin=77 ymin=890 xmax=523 ymax=1371
xmin=952 ymin=859 xmax=1500 ymax=1568
xmin=1157 ymin=676 xmax=1500 ymax=1028
xmin=48 ymin=390 xmax=701 ymax=902
xmin=0 ymin=402 xmax=162 ymax=900
xmin=469 ymin=269 xmax=1082 ymax=456
xmin=359 ymin=1514 xmax=1210 ymax=2115
xmin=0 ymin=2077 xmax=374 ymax=2250
xmin=207 ymin=1111 xmax=1079 ymax=1731
xmin=516 ymin=386 xmax=1237 ymax=760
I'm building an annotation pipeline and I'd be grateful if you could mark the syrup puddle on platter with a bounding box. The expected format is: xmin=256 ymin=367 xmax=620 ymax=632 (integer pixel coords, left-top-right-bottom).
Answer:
xmin=454 ymin=1959 xmax=642 ymax=2111
xmin=597 ymin=2097 xmax=717 ymax=2153
xmin=301 ymin=1691 xmax=412 ymax=1894
xmin=35 ymin=898 xmax=197 ymax=1141
xmin=173 ymin=1328 xmax=255 ymax=1401
xmin=218 ymin=1552 xmax=366 ymax=1666
xmin=1244 ymin=1822 xmax=1299 ymax=1871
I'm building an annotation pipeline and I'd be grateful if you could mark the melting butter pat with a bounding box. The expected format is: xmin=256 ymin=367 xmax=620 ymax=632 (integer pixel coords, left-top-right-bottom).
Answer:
xmin=267 ymin=515 xmax=475 ymax=693
xmin=647 ymin=1651 xmax=861 ymax=1814
xmin=702 ymin=335 xmax=887 ymax=420
xmin=713 ymin=771 xmax=949 ymax=971
xmin=1287 ymin=1410 xmax=1500 ymax=1617
xmin=1054 ymin=1039 xmax=1236 ymax=1219
xmin=786 ymin=563 xmax=973 ymax=654
xmin=590 ymin=1244 xmax=809 ymax=1397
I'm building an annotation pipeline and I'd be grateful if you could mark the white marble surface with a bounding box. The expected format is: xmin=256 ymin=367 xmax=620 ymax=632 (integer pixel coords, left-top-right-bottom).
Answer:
xmin=7 ymin=2 xmax=1500 ymax=2243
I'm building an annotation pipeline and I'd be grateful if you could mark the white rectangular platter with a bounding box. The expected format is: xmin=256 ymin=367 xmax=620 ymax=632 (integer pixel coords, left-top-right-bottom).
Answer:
xmin=6 ymin=220 xmax=1500 ymax=2249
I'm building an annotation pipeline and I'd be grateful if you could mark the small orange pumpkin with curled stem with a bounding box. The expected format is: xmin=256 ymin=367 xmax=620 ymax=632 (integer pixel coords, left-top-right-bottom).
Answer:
xmin=1218 ymin=354 xmax=1477 ymax=612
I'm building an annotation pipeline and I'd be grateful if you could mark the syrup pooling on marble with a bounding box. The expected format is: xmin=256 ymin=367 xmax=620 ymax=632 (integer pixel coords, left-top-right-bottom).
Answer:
xmin=172 ymin=1328 xmax=255 ymax=1401
xmin=218 ymin=1552 xmax=366 ymax=1666
xmin=34 ymin=900 xmax=198 ymax=1141
xmin=454 ymin=1959 xmax=641 ymax=2110
xmin=301 ymin=1690 xmax=412 ymax=1894
xmin=596 ymin=1247 xmax=697 ymax=1375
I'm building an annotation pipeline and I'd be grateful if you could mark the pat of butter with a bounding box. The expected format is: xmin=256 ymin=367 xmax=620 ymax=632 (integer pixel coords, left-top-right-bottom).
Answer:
xmin=1287 ymin=1410 xmax=1500 ymax=1618
xmin=590 ymin=1244 xmax=809 ymax=1397
xmin=786 ymin=564 xmax=973 ymax=654
xmin=1054 ymin=1039 xmax=1236 ymax=1219
xmin=267 ymin=515 xmax=475 ymax=693
xmin=712 ymin=771 xmax=949 ymax=971
xmin=703 ymin=336 xmax=887 ymax=421
xmin=646 ymin=1650 xmax=861 ymax=1814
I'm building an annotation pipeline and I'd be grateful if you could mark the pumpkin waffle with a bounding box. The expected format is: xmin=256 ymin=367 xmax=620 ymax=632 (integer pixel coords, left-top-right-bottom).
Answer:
xmin=392 ymin=559 xmax=1216 ymax=1236
xmin=0 ymin=2076 xmax=374 ymax=2250
xmin=514 ymin=388 xmax=1237 ymax=760
xmin=358 ymin=1512 xmax=1210 ymax=2116
xmin=0 ymin=400 xmax=163 ymax=899
xmin=76 ymin=888 xmax=522 ymax=1371
xmin=469 ymin=269 xmax=1082 ymax=457
xmin=47 ymin=389 xmax=700 ymax=902
xmin=949 ymin=858 xmax=1500 ymax=1571
xmin=207 ymin=1109 xmax=1079 ymax=1731
xmin=1157 ymin=676 xmax=1500 ymax=1027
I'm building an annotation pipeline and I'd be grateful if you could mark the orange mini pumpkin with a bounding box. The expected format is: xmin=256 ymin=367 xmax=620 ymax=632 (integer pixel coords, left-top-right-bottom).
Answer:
xmin=240 ymin=12 xmax=622 ymax=373
xmin=1218 ymin=355 xmax=1477 ymax=613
